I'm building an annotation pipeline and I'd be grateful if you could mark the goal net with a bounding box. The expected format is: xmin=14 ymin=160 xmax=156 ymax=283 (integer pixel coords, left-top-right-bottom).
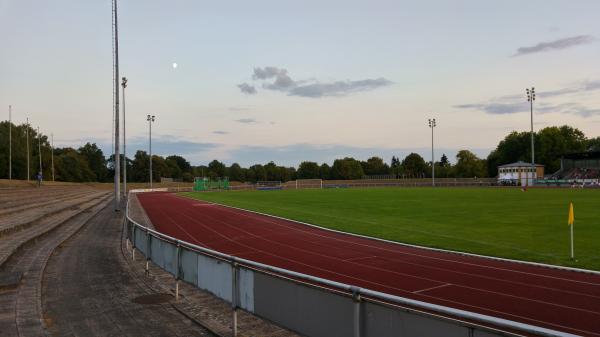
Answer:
xmin=295 ymin=179 xmax=323 ymax=189
xmin=256 ymin=181 xmax=283 ymax=190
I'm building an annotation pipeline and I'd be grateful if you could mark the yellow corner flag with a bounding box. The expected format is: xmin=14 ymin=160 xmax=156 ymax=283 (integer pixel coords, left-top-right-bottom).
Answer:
xmin=568 ymin=202 xmax=575 ymax=226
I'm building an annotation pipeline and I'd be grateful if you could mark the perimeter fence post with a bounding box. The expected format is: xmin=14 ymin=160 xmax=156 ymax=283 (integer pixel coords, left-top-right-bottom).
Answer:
xmin=175 ymin=243 xmax=181 ymax=301
xmin=231 ymin=261 xmax=239 ymax=337
xmin=145 ymin=230 xmax=151 ymax=274
xmin=351 ymin=286 xmax=361 ymax=337
xmin=132 ymin=224 xmax=136 ymax=261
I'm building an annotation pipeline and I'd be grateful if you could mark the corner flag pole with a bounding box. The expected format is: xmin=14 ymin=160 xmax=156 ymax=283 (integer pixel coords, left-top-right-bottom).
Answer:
xmin=568 ymin=202 xmax=574 ymax=259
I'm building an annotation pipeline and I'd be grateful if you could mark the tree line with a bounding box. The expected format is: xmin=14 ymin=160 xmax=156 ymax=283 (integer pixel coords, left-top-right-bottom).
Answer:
xmin=1 ymin=121 xmax=598 ymax=183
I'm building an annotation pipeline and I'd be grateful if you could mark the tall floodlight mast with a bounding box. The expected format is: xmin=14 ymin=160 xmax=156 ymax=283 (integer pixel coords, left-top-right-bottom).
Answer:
xmin=122 ymin=77 xmax=128 ymax=196
xmin=51 ymin=133 xmax=55 ymax=181
xmin=526 ymin=87 xmax=536 ymax=186
xmin=8 ymin=105 xmax=12 ymax=180
xmin=428 ymin=118 xmax=436 ymax=187
xmin=112 ymin=0 xmax=121 ymax=210
xmin=26 ymin=117 xmax=30 ymax=181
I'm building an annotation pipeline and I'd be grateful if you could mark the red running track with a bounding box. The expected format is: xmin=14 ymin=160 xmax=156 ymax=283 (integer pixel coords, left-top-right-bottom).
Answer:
xmin=137 ymin=192 xmax=600 ymax=336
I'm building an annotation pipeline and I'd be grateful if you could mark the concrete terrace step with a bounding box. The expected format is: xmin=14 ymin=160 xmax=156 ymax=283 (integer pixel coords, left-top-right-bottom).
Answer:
xmin=0 ymin=193 xmax=112 ymax=268
xmin=0 ymin=189 xmax=99 ymax=217
xmin=0 ymin=191 xmax=110 ymax=237
xmin=0 ymin=196 xmax=112 ymax=337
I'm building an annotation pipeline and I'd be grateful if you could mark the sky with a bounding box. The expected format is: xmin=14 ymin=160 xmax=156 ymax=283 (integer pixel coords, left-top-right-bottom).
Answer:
xmin=1 ymin=0 xmax=599 ymax=167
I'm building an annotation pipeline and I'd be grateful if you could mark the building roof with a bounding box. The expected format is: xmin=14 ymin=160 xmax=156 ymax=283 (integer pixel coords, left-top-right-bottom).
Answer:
xmin=498 ymin=161 xmax=544 ymax=168
xmin=562 ymin=151 xmax=600 ymax=160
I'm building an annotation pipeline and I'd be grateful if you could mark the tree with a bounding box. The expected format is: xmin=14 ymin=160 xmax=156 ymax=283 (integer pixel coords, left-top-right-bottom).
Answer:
xmin=131 ymin=150 xmax=150 ymax=182
xmin=536 ymin=126 xmax=587 ymax=173
xmin=331 ymin=157 xmax=364 ymax=179
xmin=588 ymin=137 xmax=600 ymax=151
xmin=55 ymin=148 xmax=95 ymax=182
xmin=401 ymin=153 xmax=427 ymax=178
xmin=297 ymin=161 xmax=320 ymax=179
xmin=440 ymin=154 xmax=450 ymax=167
xmin=228 ymin=163 xmax=244 ymax=182
xmin=79 ymin=143 xmax=108 ymax=182
xmin=319 ymin=163 xmax=331 ymax=180
xmin=166 ymin=155 xmax=191 ymax=174
xmin=361 ymin=157 xmax=390 ymax=176
xmin=390 ymin=156 xmax=401 ymax=177
xmin=208 ymin=160 xmax=226 ymax=178
xmin=454 ymin=150 xmax=486 ymax=178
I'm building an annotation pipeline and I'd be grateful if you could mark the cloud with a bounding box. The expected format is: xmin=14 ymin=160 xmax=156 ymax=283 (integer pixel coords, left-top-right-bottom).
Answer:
xmin=514 ymin=35 xmax=594 ymax=56
xmin=212 ymin=130 xmax=229 ymax=135
xmin=289 ymin=78 xmax=393 ymax=98
xmin=454 ymin=103 xmax=526 ymax=115
xmin=235 ymin=118 xmax=259 ymax=124
xmin=237 ymin=83 xmax=257 ymax=95
xmin=252 ymin=66 xmax=282 ymax=80
xmin=238 ymin=66 xmax=392 ymax=98
xmin=455 ymin=79 xmax=600 ymax=118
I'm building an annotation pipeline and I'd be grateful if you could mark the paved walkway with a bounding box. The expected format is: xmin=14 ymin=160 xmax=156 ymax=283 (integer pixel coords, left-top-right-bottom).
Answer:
xmin=42 ymin=203 xmax=215 ymax=337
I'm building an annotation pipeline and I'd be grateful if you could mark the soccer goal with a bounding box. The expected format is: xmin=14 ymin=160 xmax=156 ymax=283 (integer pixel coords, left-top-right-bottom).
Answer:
xmin=295 ymin=179 xmax=323 ymax=189
xmin=256 ymin=181 xmax=283 ymax=190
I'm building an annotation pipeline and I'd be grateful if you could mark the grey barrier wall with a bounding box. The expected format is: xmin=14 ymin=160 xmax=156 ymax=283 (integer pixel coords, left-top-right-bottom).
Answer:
xmin=125 ymin=192 xmax=580 ymax=337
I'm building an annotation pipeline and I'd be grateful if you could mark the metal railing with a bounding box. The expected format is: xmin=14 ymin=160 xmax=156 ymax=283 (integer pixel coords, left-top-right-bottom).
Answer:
xmin=124 ymin=191 xmax=579 ymax=337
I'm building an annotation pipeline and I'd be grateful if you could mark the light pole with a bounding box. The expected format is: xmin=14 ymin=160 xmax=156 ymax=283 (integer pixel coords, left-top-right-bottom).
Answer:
xmin=112 ymin=0 xmax=121 ymax=211
xmin=51 ymin=133 xmax=55 ymax=181
xmin=147 ymin=115 xmax=155 ymax=189
xmin=526 ymin=87 xmax=536 ymax=186
xmin=37 ymin=126 xmax=42 ymax=178
xmin=428 ymin=118 xmax=436 ymax=187
xmin=8 ymin=105 xmax=11 ymax=180
xmin=122 ymin=77 xmax=128 ymax=196
xmin=26 ymin=117 xmax=30 ymax=181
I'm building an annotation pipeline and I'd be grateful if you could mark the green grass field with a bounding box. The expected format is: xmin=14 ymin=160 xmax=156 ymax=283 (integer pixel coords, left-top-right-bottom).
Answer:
xmin=181 ymin=187 xmax=600 ymax=271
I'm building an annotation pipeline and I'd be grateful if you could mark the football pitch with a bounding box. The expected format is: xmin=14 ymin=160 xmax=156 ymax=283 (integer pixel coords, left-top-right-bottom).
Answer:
xmin=181 ymin=187 xmax=600 ymax=271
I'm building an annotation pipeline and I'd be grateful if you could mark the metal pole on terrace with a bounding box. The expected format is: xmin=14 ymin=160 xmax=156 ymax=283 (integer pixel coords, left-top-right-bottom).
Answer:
xmin=428 ymin=118 xmax=436 ymax=187
xmin=37 ymin=126 xmax=42 ymax=177
xmin=526 ymin=87 xmax=536 ymax=186
xmin=8 ymin=105 xmax=12 ymax=180
xmin=122 ymin=77 xmax=128 ymax=196
xmin=26 ymin=117 xmax=30 ymax=181
xmin=51 ymin=133 xmax=55 ymax=181
xmin=112 ymin=0 xmax=121 ymax=210
xmin=147 ymin=115 xmax=155 ymax=189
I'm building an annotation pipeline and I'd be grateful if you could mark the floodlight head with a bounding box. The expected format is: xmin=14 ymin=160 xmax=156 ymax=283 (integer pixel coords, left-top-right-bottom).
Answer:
xmin=151 ymin=115 xmax=155 ymax=122
xmin=147 ymin=114 xmax=151 ymax=121
xmin=121 ymin=77 xmax=128 ymax=87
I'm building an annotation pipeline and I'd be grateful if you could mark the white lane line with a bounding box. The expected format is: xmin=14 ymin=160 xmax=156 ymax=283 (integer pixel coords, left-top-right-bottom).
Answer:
xmin=345 ymin=255 xmax=378 ymax=262
xmin=414 ymin=283 xmax=452 ymax=294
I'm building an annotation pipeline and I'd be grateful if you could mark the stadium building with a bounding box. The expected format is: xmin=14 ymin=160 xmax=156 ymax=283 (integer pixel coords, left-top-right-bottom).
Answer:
xmin=554 ymin=151 xmax=600 ymax=181
xmin=497 ymin=161 xmax=544 ymax=186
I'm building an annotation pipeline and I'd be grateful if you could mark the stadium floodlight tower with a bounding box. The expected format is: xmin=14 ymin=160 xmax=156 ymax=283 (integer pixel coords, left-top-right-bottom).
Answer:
xmin=147 ymin=114 xmax=155 ymax=189
xmin=428 ymin=118 xmax=436 ymax=187
xmin=526 ymin=87 xmax=536 ymax=186
xmin=122 ymin=77 xmax=128 ymax=196
xmin=8 ymin=105 xmax=11 ymax=180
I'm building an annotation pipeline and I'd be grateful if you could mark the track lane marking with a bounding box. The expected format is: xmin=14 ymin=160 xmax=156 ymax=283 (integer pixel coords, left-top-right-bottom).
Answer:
xmin=414 ymin=283 xmax=452 ymax=294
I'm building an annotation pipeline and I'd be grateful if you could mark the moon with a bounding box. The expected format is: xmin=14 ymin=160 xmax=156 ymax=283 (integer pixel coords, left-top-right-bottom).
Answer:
xmin=172 ymin=62 xmax=178 ymax=69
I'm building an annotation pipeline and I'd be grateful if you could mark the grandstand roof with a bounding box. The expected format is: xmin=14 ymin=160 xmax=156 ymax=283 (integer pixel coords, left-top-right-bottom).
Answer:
xmin=497 ymin=161 xmax=544 ymax=168
xmin=562 ymin=151 xmax=600 ymax=160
